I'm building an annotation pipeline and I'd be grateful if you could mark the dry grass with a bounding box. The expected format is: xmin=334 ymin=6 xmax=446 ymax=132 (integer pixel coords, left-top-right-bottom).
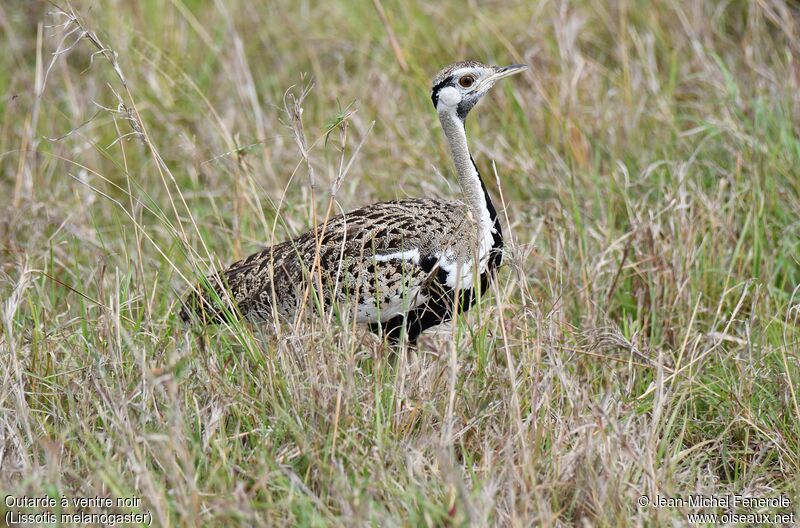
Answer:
xmin=1 ymin=0 xmax=799 ymax=526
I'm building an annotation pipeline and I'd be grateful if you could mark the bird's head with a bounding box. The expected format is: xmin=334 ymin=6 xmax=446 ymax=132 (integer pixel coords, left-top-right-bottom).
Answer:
xmin=431 ymin=60 xmax=526 ymax=120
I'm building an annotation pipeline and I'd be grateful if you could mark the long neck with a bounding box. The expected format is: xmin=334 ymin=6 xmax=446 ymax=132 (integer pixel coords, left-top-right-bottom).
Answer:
xmin=438 ymin=109 xmax=495 ymax=239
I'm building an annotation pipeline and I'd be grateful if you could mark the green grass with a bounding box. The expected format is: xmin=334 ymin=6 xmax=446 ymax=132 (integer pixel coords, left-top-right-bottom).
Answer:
xmin=1 ymin=0 xmax=799 ymax=525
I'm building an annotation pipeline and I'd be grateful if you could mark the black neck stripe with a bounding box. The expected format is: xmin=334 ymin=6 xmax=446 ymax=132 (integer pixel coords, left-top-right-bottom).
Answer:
xmin=470 ymin=155 xmax=504 ymax=270
xmin=430 ymin=76 xmax=453 ymax=108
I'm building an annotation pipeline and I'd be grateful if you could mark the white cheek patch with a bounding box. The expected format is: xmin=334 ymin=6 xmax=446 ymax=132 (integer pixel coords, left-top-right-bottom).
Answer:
xmin=437 ymin=86 xmax=461 ymax=107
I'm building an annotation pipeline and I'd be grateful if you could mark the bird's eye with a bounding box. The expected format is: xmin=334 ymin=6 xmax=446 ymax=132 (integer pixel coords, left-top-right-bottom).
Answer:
xmin=458 ymin=75 xmax=475 ymax=88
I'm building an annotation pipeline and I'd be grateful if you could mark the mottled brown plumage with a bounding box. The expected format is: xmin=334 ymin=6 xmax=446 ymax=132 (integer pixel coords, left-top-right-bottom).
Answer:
xmin=182 ymin=199 xmax=475 ymax=325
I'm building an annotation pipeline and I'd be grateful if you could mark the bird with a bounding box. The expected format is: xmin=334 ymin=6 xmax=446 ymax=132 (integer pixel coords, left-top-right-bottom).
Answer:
xmin=180 ymin=60 xmax=526 ymax=346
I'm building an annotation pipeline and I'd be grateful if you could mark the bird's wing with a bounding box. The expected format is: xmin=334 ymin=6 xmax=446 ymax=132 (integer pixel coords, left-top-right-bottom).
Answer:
xmin=308 ymin=199 xmax=468 ymax=323
xmin=182 ymin=199 xmax=471 ymax=324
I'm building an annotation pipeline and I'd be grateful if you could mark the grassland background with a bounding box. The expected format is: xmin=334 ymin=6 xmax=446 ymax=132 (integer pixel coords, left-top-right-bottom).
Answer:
xmin=1 ymin=0 xmax=799 ymax=526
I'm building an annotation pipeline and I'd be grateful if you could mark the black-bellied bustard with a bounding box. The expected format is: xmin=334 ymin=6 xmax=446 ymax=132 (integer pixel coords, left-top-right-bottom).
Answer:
xmin=180 ymin=61 xmax=526 ymax=346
